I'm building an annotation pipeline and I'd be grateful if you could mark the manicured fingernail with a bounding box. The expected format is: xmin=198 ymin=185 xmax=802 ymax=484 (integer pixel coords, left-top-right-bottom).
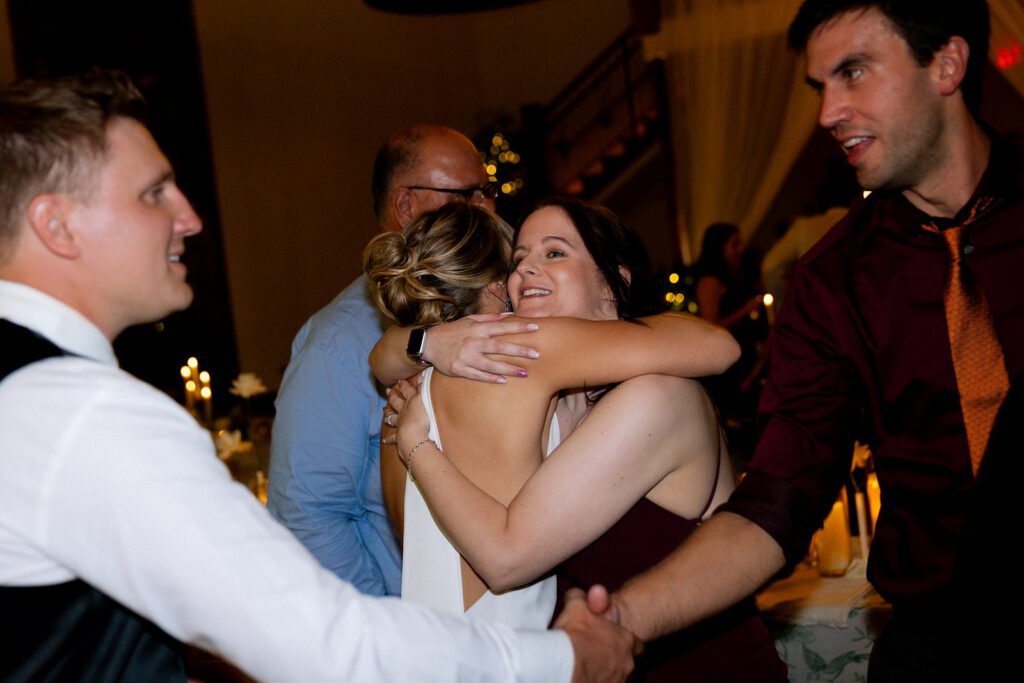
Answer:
xmin=516 ymin=369 xmax=528 ymax=378
xmin=496 ymin=376 xmax=507 ymax=384
xmin=526 ymin=323 xmax=538 ymax=331
xmin=528 ymin=350 xmax=539 ymax=358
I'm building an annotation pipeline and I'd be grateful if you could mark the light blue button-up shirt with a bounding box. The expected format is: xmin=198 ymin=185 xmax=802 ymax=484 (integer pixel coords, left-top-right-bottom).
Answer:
xmin=268 ymin=275 xmax=402 ymax=595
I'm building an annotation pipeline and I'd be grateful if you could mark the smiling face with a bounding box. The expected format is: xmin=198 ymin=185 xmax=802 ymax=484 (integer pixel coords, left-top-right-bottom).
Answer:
xmin=71 ymin=117 xmax=202 ymax=338
xmin=806 ymin=8 xmax=948 ymax=193
xmin=508 ymin=206 xmax=617 ymax=321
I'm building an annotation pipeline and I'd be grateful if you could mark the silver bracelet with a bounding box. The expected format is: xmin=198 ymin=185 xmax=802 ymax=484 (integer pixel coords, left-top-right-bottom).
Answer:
xmin=404 ymin=438 xmax=434 ymax=480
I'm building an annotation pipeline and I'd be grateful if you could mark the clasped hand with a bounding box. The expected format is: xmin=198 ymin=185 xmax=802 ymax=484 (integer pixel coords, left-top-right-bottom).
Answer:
xmin=381 ymin=377 xmax=431 ymax=467
xmin=423 ymin=314 xmax=539 ymax=383
xmin=559 ymin=586 xmax=642 ymax=683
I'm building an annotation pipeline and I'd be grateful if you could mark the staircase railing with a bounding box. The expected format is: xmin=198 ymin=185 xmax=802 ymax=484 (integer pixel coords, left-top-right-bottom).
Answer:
xmin=542 ymin=29 xmax=664 ymax=194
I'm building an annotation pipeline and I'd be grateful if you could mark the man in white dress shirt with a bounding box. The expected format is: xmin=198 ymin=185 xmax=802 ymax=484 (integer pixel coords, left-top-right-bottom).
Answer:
xmin=0 ymin=69 xmax=636 ymax=682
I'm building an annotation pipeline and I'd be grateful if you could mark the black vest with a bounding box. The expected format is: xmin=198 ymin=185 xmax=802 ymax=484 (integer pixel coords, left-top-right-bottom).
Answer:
xmin=0 ymin=318 xmax=186 ymax=682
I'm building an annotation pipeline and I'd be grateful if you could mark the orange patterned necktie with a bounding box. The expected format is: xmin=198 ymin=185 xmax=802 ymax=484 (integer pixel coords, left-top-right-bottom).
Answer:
xmin=924 ymin=197 xmax=1008 ymax=476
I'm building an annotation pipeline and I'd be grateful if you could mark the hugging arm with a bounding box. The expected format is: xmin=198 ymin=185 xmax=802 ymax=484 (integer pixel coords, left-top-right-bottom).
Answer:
xmin=379 ymin=413 xmax=405 ymax=541
xmin=371 ymin=312 xmax=739 ymax=386
xmin=504 ymin=313 xmax=739 ymax=391
xmin=398 ymin=374 xmax=708 ymax=591
xmin=609 ymin=512 xmax=784 ymax=641
xmin=369 ymin=315 xmax=541 ymax=385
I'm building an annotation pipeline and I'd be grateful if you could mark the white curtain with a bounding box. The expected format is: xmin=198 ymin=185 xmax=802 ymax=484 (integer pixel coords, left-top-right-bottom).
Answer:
xmin=645 ymin=0 xmax=812 ymax=260
xmin=649 ymin=0 xmax=1024 ymax=262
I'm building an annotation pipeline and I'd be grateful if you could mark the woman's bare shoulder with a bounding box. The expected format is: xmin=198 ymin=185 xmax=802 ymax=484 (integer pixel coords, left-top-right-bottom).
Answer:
xmin=611 ymin=374 xmax=708 ymax=405
xmin=597 ymin=376 xmax=719 ymax=451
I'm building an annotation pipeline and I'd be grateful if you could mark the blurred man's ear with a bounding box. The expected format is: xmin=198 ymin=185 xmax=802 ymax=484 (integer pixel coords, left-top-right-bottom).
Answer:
xmin=27 ymin=195 xmax=81 ymax=259
xmin=389 ymin=187 xmax=416 ymax=231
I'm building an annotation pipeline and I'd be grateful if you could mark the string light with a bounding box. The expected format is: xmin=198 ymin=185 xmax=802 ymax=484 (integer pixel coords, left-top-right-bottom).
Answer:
xmin=483 ymin=131 xmax=525 ymax=197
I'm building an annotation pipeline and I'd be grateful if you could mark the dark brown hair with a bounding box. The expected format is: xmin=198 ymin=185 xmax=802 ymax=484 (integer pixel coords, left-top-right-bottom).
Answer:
xmin=788 ymin=0 xmax=990 ymax=115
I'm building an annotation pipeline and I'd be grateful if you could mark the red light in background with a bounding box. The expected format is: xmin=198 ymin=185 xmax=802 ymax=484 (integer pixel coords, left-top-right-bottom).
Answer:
xmin=996 ymin=43 xmax=1022 ymax=70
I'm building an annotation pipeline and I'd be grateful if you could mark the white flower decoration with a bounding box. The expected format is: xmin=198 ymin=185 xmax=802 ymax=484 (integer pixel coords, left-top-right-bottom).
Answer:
xmin=214 ymin=429 xmax=253 ymax=460
xmin=229 ymin=372 xmax=268 ymax=399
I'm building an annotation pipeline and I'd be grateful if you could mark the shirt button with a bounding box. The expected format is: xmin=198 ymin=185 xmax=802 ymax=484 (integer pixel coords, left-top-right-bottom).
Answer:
xmin=963 ymin=244 xmax=974 ymax=255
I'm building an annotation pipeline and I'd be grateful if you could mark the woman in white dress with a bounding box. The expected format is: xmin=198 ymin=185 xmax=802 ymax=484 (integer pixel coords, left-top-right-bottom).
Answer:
xmin=383 ymin=198 xmax=787 ymax=680
xmin=362 ymin=201 xmax=739 ymax=628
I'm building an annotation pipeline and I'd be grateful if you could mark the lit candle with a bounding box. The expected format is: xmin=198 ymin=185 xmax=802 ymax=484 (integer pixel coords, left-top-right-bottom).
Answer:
xmin=867 ymin=472 xmax=882 ymax=529
xmin=188 ymin=357 xmax=201 ymax=412
xmin=180 ymin=365 xmax=194 ymax=412
xmin=200 ymin=371 xmax=212 ymax=425
xmin=817 ymin=491 xmax=851 ymax=576
xmin=854 ymin=491 xmax=870 ymax=560
xmin=185 ymin=380 xmax=197 ymax=413
xmin=763 ymin=293 xmax=775 ymax=326
xmin=255 ymin=470 xmax=267 ymax=505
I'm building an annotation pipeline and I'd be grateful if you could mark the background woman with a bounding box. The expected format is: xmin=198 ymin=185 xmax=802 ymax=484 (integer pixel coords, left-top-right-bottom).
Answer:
xmin=363 ymin=201 xmax=739 ymax=630
xmin=390 ymin=198 xmax=786 ymax=681
xmin=693 ymin=222 xmax=765 ymax=333
xmin=693 ymin=222 xmax=771 ymax=466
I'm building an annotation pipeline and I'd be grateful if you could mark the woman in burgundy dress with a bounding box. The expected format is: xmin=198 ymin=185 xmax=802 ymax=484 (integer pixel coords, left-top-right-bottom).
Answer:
xmin=394 ymin=198 xmax=786 ymax=682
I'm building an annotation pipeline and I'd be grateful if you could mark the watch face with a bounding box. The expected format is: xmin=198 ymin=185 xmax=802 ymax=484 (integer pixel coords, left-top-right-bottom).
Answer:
xmin=407 ymin=326 xmax=427 ymax=359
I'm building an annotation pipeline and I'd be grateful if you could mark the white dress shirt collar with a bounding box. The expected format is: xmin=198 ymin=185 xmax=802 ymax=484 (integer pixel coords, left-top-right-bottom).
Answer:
xmin=0 ymin=279 xmax=117 ymax=367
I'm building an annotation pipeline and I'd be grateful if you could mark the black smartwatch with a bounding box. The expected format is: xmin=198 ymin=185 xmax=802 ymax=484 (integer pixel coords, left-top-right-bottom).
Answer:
xmin=406 ymin=325 xmax=434 ymax=365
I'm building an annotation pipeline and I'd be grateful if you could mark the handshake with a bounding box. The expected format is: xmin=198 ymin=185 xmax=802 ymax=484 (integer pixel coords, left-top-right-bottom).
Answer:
xmin=555 ymin=585 xmax=641 ymax=683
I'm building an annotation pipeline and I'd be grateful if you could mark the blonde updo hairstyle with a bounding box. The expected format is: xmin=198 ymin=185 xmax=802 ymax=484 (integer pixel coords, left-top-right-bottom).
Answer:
xmin=363 ymin=202 xmax=513 ymax=326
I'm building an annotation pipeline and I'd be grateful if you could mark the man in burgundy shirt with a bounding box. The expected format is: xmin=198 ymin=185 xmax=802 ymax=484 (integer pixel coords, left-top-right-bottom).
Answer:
xmin=601 ymin=1 xmax=1021 ymax=680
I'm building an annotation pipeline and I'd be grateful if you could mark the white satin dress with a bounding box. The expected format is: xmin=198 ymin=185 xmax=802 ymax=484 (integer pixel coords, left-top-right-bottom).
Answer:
xmin=400 ymin=367 xmax=557 ymax=628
